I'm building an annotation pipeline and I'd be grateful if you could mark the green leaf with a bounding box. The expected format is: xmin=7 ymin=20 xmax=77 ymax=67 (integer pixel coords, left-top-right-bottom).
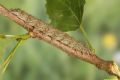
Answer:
xmin=46 ymin=0 xmax=85 ymax=31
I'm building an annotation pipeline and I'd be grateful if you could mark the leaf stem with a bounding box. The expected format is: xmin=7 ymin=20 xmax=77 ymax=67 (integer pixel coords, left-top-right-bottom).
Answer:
xmin=0 ymin=33 xmax=30 ymax=40
xmin=79 ymin=25 xmax=95 ymax=52
xmin=0 ymin=33 xmax=30 ymax=75
xmin=0 ymin=39 xmax=24 ymax=75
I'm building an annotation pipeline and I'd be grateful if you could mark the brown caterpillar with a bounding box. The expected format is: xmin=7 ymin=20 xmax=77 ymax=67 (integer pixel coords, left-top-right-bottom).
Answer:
xmin=10 ymin=8 xmax=93 ymax=61
xmin=0 ymin=4 xmax=120 ymax=78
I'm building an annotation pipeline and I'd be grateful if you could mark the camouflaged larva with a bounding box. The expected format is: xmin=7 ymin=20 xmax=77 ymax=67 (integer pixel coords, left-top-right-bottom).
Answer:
xmin=10 ymin=9 xmax=87 ymax=52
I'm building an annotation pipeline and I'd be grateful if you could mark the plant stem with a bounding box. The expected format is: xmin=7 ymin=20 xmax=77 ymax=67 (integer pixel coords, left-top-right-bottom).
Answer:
xmin=0 ymin=33 xmax=30 ymax=40
xmin=0 ymin=40 xmax=24 ymax=75
xmin=0 ymin=33 xmax=30 ymax=75
xmin=79 ymin=25 xmax=95 ymax=52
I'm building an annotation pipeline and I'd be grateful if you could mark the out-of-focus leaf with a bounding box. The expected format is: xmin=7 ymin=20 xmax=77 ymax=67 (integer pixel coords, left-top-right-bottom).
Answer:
xmin=46 ymin=0 xmax=85 ymax=31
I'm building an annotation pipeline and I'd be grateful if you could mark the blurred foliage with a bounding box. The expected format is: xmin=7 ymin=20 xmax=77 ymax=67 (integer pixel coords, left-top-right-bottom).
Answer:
xmin=0 ymin=0 xmax=120 ymax=80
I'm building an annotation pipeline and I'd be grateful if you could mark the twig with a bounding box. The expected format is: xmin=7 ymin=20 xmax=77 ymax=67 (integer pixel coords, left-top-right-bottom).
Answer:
xmin=0 ymin=4 xmax=120 ymax=79
xmin=0 ymin=40 xmax=24 ymax=75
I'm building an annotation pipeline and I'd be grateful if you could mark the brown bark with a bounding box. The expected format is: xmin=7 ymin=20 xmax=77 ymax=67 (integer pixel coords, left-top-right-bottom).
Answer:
xmin=0 ymin=4 xmax=120 ymax=79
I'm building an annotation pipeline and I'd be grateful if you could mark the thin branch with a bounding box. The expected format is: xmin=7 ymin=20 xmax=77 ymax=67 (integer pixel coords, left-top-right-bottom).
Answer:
xmin=0 ymin=33 xmax=30 ymax=40
xmin=0 ymin=40 xmax=24 ymax=75
xmin=0 ymin=4 xmax=120 ymax=79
